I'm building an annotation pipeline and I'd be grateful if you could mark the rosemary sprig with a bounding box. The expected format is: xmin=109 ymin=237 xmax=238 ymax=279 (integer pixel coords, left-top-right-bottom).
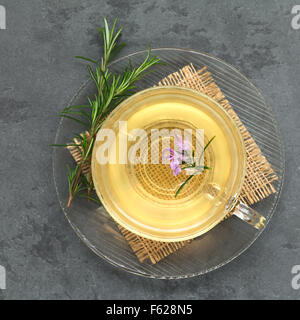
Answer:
xmin=175 ymin=136 xmax=216 ymax=198
xmin=52 ymin=18 xmax=162 ymax=207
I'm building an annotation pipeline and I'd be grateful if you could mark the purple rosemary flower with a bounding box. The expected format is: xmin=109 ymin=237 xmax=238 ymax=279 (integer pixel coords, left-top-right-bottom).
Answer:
xmin=162 ymin=135 xmax=193 ymax=176
xmin=162 ymin=147 xmax=182 ymax=176
xmin=175 ymin=134 xmax=191 ymax=153
xmin=172 ymin=164 xmax=182 ymax=176
xmin=174 ymin=134 xmax=192 ymax=163
xmin=162 ymin=135 xmax=216 ymax=198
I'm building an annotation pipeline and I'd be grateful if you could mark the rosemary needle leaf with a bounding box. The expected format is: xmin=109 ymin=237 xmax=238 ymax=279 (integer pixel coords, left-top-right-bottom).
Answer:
xmin=198 ymin=135 xmax=216 ymax=167
xmin=79 ymin=194 xmax=102 ymax=204
xmin=50 ymin=143 xmax=78 ymax=147
xmin=60 ymin=114 xmax=90 ymax=128
xmin=65 ymin=105 xmax=91 ymax=110
xmin=204 ymin=135 xmax=216 ymax=152
xmin=75 ymin=56 xmax=98 ymax=64
xmin=175 ymin=175 xmax=194 ymax=198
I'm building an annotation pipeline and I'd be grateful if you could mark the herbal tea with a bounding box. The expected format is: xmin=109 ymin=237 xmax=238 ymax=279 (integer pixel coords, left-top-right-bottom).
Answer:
xmin=92 ymin=87 xmax=245 ymax=241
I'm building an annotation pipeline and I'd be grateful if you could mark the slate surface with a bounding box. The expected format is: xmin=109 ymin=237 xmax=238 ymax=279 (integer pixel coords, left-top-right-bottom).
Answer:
xmin=0 ymin=0 xmax=299 ymax=299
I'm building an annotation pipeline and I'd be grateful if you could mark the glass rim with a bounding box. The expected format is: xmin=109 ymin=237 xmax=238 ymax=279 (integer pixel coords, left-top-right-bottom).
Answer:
xmin=91 ymin=85 xmax=247 ymax=242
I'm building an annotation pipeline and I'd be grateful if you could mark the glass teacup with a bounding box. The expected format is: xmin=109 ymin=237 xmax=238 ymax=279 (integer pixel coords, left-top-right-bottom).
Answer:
xmin=91 ymin=87 xmax=266 ymax=242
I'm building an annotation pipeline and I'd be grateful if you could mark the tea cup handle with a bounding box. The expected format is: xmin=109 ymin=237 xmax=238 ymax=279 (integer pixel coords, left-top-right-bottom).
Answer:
xmin=232 ymin=201 xmax=266 ymax=230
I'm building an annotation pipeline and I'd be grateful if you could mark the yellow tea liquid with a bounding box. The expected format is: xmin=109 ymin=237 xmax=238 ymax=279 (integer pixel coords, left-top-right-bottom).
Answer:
xmin=92 ymin=87 xmax=245 ymax=241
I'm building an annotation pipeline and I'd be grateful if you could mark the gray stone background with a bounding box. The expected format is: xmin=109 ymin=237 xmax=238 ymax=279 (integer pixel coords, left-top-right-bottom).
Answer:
xmin=0 ymin=0 xmax=299 ymax=300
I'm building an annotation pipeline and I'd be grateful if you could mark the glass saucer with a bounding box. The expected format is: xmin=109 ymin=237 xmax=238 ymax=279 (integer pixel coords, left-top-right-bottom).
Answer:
xmin=52 ymin=48 xmax=284 ymax=279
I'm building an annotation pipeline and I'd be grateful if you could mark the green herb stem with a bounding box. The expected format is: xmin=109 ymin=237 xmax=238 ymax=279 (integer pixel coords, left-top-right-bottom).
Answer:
xmin=53 ymin=18 xmax=162 ymax=207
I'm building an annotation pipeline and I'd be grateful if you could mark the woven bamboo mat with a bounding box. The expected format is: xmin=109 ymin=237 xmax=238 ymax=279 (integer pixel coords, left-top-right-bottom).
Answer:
xmin=68 ymin=64 xmax=278 ymax=265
